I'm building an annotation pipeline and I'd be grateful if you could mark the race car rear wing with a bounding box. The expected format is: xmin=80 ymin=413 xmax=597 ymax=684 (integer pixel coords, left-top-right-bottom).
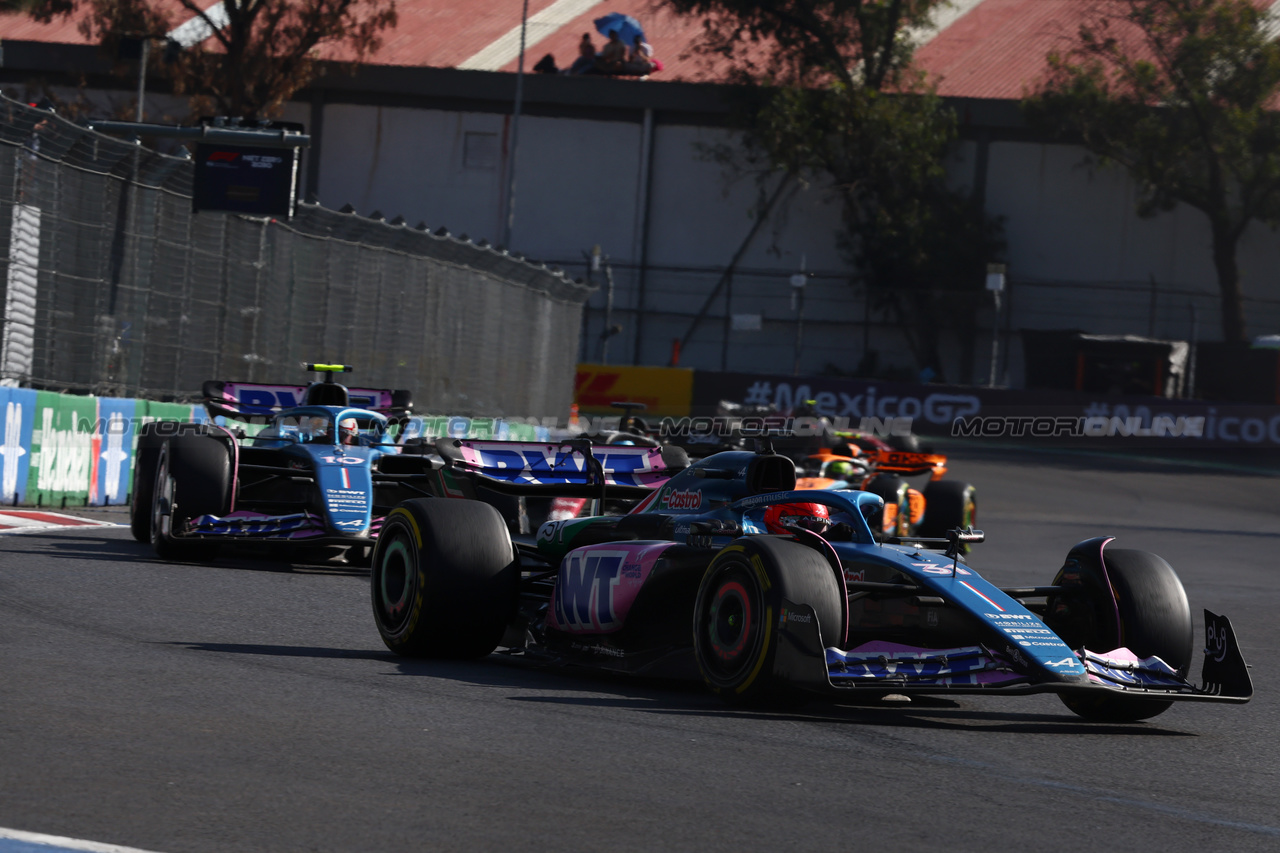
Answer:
xmin=435 ymin=438 xmax=689 ymax=501
xmin=203 ymin=380 xmax=412 ymax=421
xmin=866 ymin=449 xmax=948 ymax=479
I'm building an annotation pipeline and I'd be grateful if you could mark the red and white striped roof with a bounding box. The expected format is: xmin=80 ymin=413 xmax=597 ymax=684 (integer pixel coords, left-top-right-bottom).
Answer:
xmin=4 ymin=0 xmax=1279 ymax=100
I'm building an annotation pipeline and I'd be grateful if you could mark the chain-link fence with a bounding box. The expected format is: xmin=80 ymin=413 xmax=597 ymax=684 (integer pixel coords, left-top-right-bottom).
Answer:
xmin=0 ymin=95 xmax=592 ymax=419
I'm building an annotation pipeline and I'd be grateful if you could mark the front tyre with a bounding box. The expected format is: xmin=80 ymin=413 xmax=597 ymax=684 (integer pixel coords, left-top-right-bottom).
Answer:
xmin=150 ymin=436 xmax=230 ymax=561
xmin=371 ymin=498 xmax=520 ymax=659
xmin=1046 ymin=542 xmax=1193 ymax=722
xmin=693 ymin=536 xmax=843 ymax=705
xmin=130 ymin=425 xmax=162 ymax=542
xmin=918 ymin=480 xmax=976 ymax=538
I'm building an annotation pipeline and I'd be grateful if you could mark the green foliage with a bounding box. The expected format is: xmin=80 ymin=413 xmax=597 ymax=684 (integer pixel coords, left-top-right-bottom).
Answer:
xmin=663 ymin=0 xmax=1004 ymax=380
xmin=1025 ymin=0 xmax=1280 ymax=343
xmin=24 ymin=0 xmax=397 ymax=120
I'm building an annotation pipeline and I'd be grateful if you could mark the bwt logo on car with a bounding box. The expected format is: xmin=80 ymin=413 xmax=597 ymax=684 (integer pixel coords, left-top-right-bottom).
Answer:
xmin=473 ymin=447 xmax=656 ymax=487
xmin=553 ymin=550 xmax=627 ymax=632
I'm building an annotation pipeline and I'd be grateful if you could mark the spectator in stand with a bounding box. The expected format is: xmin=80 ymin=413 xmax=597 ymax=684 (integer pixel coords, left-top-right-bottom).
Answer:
xmin=568 ymin=32 xmax=598 ymax=75
xmin=598 ymin=29 xmax=628 ymax=73
xmin=624 ymin=34 xmax=656 ymax=75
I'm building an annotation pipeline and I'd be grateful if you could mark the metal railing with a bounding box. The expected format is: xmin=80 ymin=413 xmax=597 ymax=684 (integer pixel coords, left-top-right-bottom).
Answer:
xmin=1 ymin=95 xmax=592 ymax=419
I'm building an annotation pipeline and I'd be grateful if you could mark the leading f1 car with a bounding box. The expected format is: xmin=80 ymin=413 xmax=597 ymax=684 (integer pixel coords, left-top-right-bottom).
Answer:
xmin=369 ymin=440 xmax=1252 ymax=721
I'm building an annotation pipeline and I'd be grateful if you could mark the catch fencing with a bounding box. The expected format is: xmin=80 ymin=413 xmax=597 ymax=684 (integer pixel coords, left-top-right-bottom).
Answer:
xmin=0 ymin=94 xmax=592 ymax=419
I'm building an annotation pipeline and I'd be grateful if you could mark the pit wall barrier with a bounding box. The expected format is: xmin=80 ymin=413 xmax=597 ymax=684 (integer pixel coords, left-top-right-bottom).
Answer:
xmin=0 ymin=390 xmax=548 ymax=508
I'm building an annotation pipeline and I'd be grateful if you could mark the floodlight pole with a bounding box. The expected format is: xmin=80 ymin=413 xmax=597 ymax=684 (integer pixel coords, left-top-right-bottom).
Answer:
xmin=502 ymin=0 xmax=530 ymax=251
xmin=135 ymin=38 xmax=150 ymax=122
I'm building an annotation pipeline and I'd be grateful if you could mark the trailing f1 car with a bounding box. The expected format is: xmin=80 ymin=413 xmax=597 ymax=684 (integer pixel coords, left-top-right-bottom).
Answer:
xmin=131 ymin=364 xmax=423 ymax=560
xmin=130 ymin=364 xmax=687 ymax=562
xmin=370 ymin=440 xmax=1251 ymax=721
xmin=796 ymin=444 xmax=976 ymax=541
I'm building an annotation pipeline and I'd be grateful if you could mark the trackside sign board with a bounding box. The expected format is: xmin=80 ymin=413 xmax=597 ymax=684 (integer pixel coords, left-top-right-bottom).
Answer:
xmin=193 ymin=144 xmax=298 ymax=217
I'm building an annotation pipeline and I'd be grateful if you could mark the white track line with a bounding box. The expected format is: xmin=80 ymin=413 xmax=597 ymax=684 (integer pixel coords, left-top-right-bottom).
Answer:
xmin=0 ymin=827 xmax=166 ymax=853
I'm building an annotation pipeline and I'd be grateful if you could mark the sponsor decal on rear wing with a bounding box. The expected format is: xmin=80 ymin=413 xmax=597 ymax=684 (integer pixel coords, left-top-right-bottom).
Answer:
xmin=436 ymin=438 xmax=687 ymax=497
xmin=203 ymin=380 xmax=405 ymax=418
xmin=867 ymin=449 xmax=948 ymax=478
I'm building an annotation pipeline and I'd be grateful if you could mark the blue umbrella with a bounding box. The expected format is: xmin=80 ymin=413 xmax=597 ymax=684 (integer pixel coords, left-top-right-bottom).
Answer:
xmin=594 ymin=12 xmax=645 ymax=46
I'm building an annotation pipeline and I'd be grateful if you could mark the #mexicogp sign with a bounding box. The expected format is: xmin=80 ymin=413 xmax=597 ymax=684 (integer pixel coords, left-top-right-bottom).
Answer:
xmin=193 ymin=143 xmax=299 ymax=217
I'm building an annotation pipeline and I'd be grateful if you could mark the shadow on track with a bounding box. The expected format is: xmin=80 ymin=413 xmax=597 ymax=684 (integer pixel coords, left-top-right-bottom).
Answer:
xmin=35 ymin=534 xmax=372 ymax=577
xmin=169 ymin=640 xmax=1194 ymax=737
xmin=509 ymin=693 xmax=1194 ymax=737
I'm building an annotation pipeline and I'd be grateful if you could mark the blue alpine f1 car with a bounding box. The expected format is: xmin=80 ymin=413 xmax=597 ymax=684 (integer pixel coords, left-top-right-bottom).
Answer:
xmin=130 ymin=364 xmax=430 ymax=560
xmin=130 ymin=364 xmax=680 ymax=562
xmin=370 ymin=439 xmax=1252 ymax=721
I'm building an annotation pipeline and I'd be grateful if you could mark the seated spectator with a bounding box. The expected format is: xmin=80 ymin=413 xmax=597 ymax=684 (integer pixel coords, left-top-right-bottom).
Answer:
xmin=623 ymin=35 xmax=656 ymax=75
xmin=533 ymin=53 xmax=559 ymax=74
xmin=598 ymin=30 xmax=628 ymax=73
xmin=567 ymin=32 xmax=598 ymax=75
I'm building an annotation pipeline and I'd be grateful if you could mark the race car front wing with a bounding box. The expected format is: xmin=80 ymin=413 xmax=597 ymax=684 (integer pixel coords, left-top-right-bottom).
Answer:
xmin=772 ymin=602 xmax=1253 ymax=704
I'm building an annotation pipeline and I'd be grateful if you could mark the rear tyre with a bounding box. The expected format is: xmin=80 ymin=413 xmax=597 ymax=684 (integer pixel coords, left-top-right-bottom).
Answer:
xmin=476 ymin=486 xmax=528 ymax=536
xmin=693 ymin=536 xmax=843 ymax=705
xmin=918 ymin=480 xmax=977 ymax=538
xmin=1046 ymin=543 xmax=1193 ymax=722
xmin=150 ymin=436 xmax=231 ymax=561
xmin=370 ymin=498 xmax=520 ymax=658
xmin=864 ymin=475 xmax=910 ymax=538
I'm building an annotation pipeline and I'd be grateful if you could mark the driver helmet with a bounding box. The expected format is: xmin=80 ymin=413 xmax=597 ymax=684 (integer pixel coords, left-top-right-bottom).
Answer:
xmin=764 ymin=502 xmax=830 ymax=535
xmin=824 ymin=459 xmax=856 ymax=480
xmin=339 ymin=417 xmax=359 ymax=446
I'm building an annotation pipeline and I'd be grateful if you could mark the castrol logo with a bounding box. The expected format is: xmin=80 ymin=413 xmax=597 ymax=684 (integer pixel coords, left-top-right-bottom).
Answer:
xmin=663 ymin=488 xmax=702 ymax=510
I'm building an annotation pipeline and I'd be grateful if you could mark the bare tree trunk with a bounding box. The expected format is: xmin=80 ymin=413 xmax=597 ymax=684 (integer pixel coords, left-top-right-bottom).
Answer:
xmin=1210 ymin=218 xmax=1248 ymax=343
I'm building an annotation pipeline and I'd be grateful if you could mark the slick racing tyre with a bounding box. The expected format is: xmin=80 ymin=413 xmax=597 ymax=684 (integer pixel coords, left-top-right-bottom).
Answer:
xmin=150 ymin=435 xmax=231 ymax=561
xmin=864 ymin=475 xmax=911 ymax=539
xmin=1045 ymin=541 xmax=1193 ymax=722
xmin=371 ymin=498 xmax=520 ymax=659
xmin=918 ymin=480 xmax=977 ymax=539
xmin=476 ymin=485 xmax=529 ymax=536
xmin=130 ymin=423 xmax=164 ymax=542
xmin=132 ymin=422 xmax=209 ymax=542
xmin=693 ymin=536 xmax=843 ymax=705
